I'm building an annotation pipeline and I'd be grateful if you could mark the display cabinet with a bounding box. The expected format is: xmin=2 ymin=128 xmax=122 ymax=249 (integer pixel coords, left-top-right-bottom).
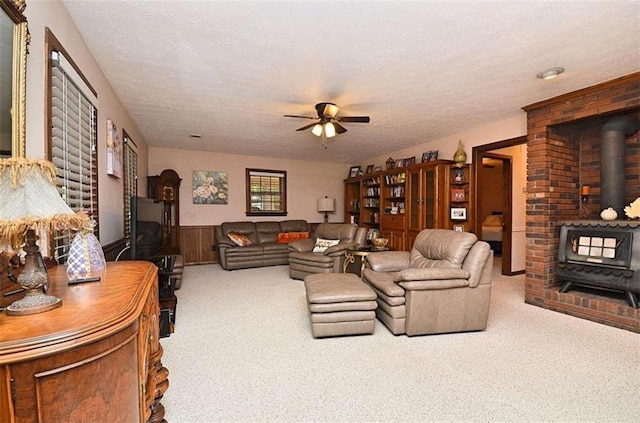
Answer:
xmin=361 ymin=175 xmax=381 ymax=229
xmin=345 ymin=158 xmax=473 ymax=252
xmin=406 ymin=162 xmax=447 ymax=248
xmin=447 ymin=163 xmax=473 ymax=232
xmin=344 ymin=177 xmax=361 ymax=225
xmin=148 ymin=169 xmax=181 ymax=253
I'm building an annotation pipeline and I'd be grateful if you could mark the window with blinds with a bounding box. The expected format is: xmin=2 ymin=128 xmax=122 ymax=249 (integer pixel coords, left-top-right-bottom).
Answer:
xmin=49 ymin=46 xmax=98 ymax=263
xmin=123 ymin=131 xmax=138 ymax=244
xmin=246 ymin=168 xmax=287 ymax=216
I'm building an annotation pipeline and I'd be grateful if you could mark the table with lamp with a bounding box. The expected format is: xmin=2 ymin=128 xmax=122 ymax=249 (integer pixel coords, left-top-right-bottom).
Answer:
xmin=0 ymin=158 xmax=169 ymax=422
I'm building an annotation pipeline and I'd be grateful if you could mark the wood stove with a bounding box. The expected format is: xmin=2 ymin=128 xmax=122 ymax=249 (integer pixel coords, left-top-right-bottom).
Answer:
xmin=557 ymin=220 xmax=640 ymax=308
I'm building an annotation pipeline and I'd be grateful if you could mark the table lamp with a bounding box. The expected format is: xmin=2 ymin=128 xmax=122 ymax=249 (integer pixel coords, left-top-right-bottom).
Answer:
xmin=317 ymin=196 xmax=335 ymax=223
xmin=0 ymin=158 xmax=90 ymax=315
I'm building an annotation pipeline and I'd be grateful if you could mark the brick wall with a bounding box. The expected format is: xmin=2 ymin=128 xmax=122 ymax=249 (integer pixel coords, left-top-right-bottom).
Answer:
xmin=522 ymin=72 xmax=640 ymax=332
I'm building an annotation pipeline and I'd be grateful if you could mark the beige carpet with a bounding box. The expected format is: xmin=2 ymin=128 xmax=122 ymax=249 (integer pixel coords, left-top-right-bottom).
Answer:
xmin=161 ymin=261 xmax=640 ymax=423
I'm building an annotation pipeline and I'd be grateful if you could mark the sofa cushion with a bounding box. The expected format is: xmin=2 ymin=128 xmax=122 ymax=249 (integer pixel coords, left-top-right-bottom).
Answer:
xmin=312 ymin=238 xmax=340 ymax=253
xmin=277 ymin=231 xmax=310 ymax=243
xmin=280 ymin=219 xmax=310 ymax=233
xmin=220 ymin=222 xmax=258 ymax=244
xmin=255 ymin=222 xmax=282 ymax=244
xmin=228 ymin=232 xmax=253 ymax=246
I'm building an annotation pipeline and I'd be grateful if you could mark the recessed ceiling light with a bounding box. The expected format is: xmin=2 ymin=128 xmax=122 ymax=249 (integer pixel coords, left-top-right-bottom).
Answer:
xmin=536 ymin=67 xmax=565 ymax=80
xmin=189 ymin=134 xmax=201 ymax=139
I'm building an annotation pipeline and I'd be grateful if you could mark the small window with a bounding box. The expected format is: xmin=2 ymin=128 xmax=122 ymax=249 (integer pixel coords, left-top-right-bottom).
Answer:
xmin=246 ymin=168 xmax=287 ymax=216
xmin=123 ymin=130 xmax=138 ymax=244
xmin=47 ymin=30 xmax=99 ymax=263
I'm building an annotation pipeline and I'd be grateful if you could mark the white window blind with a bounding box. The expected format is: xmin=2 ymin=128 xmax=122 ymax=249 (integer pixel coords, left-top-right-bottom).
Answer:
xmin=123 ymin=134 xmax=138 ymax=244
xmin=246 ymin=169 xmax=287 ymax=216
xmin=50 ymin=50 xmax=98 ymax=263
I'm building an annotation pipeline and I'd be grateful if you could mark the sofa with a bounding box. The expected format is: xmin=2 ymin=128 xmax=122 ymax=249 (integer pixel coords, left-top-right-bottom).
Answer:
xmin=288 ymin=223 xmax=367 ymax=280
xmin=362 ymin=229 xmax=493 ymax=336
xmin=215 ymin=220 xmax=311 ymax=270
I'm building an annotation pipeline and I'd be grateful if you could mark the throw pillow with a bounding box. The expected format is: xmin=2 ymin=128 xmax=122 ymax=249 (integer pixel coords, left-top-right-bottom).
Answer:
xmin=227 ymin=232 xmax=253 ymax=246
xmin=312 ymin=238 xmax=340 ymax=253
xmin=277 ymin=231 xmax=310 ymax=244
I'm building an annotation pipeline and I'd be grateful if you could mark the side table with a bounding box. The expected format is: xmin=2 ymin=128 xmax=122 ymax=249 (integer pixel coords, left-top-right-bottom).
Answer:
xmin=343 ymin=247 xmax=388 ymax=276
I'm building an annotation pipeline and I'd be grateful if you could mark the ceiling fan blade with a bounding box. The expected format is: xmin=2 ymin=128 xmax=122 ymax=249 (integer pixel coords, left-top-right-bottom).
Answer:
xmin=284 ymin=114 xmax=316 ymax=120
xmin=336 ymin=116 xmax=370 ymax=123
xmin=295 ymin=123 xmax=317 ymax=132
xmin=333 ymin=122 xmax=348 ymax=134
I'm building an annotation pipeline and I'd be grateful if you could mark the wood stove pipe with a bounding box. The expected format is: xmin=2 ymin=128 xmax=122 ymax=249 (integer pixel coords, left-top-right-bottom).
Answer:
xmin=600 ymin=115 xmax=639 ymax=217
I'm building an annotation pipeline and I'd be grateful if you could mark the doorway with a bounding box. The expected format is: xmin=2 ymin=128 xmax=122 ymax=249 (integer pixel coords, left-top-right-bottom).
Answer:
xmin=472 ymin=136 xmax=527 ymax=276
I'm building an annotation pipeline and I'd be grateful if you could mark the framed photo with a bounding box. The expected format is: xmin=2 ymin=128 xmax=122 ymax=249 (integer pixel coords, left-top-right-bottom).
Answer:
xmin=429 ymin=150 xmax=439 ymax=161
xmin=453 ymin=224 xmax=465 ymax=232
xmin=395 ymin=159 xmax=404 ymax=168
xmin=365 ymin=164 xmax=374 ymax=174
xmin=451 ymin=188 xmax=466 ymax=202
xmin=349 ymin=166 xmax=361 ymax=178
xmin=403 ymin=156 xmax=416 ymax=167
xmin=451 ymin=207 xmax=467 ymax=220
xmin=453 ymin=168 xmax=465 ymax=183
xmin=193 ymin=171 xmax=228 ymax=204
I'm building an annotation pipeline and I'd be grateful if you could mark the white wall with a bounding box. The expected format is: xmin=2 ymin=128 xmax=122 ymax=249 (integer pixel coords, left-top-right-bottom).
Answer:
xmin=24 ymin=0 xmax=149 ymax=245
xmin=364 ymin=114 xmax=526 ymax=168
xmin=494 ymin=144 xmax=527 ymax=272
xmin=149 ymin=147 xmax=350 ymax=225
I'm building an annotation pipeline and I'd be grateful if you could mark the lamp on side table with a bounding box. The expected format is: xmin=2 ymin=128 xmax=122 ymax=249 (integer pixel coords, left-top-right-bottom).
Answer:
xmin=0 ymin=158 xmax=90 ymax=315
xmin=317 ymin=196 xmax=335 ymax=223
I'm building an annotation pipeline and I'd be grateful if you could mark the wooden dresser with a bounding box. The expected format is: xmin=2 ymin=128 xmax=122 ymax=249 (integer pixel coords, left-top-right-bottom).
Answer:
xmin=0 ymin=262 xmax=169 ymax=423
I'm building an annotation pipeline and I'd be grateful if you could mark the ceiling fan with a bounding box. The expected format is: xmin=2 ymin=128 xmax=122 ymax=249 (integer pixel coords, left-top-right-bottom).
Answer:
xmin=284 ymin=102 xmax=370 ymax=148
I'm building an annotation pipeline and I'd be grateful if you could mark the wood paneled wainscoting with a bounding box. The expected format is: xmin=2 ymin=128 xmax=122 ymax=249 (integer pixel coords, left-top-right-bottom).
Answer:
xmin=179 ymin=225 xmax=218 ymax=265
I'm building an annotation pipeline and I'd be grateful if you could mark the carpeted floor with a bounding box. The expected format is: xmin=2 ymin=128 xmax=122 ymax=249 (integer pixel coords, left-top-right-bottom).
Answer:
xmin=161 ymin=261 xmax=640 ymax=423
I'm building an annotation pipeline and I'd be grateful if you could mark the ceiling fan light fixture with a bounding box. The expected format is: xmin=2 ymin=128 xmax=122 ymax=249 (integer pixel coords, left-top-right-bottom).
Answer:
xmin=311 ymin=124 xmax=323 ymax=137
xmin=324 ymin=122 xmax=336 ymax=138
xmin=324 ymin=103 xmax=339 ymax=118
xmin=536 ymin=67 xmax=564 ymax=80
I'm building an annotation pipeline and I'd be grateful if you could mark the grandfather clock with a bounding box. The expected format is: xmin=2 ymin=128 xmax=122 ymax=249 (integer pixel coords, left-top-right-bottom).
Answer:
xmin=147 ymin=169 xmax=181 ymax=253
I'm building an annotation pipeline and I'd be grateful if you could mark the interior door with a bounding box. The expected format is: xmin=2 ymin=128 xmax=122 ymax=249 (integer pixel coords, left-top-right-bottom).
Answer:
xmin=472 ymin=136 xmax=527 ymax=276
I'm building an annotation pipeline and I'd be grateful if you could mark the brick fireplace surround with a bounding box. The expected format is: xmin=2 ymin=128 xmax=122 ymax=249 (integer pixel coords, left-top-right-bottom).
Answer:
xmin=522 ymin=72 xmax=640 ymax=333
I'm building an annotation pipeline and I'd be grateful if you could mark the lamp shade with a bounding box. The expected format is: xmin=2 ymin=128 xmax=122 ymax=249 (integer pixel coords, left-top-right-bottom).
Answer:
xmin=324 ymin=122 xmax=336 ymax=138
xmin=0 ymin=158 xmax=90 ymax=248
xmin=317 ymin=197 xmax=335 ymax=213
xmin=311 ymin=124 xmax=323 ymax=137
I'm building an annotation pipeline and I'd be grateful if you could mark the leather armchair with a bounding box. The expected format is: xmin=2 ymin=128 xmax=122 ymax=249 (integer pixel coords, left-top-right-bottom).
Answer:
xmin=362 ymin=229 xmax=493 ymax=336
xmin=288 ymin=223 xmax=367 ymax=280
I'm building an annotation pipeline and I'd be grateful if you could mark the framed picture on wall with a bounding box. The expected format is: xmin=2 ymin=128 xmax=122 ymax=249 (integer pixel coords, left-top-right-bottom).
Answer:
xmin=451 ymin=188 xmax=466 ymax=202
xmin=106 ymin=119 xmax=122 ymax=178
xmin=451 ymin=207 xmax=467 ymax=220
xmin=453 ymin=224 xmax=465 ymax=232
xmin=193 ymin=171 xmax=228 ymax=204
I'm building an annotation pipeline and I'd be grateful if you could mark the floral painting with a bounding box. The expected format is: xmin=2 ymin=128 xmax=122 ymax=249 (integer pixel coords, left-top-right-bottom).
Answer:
xmin=192 ymin=171 xmax=228 ymax=204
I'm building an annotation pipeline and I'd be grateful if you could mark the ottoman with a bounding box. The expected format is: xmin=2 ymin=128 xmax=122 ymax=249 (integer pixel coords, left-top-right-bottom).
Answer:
xmin=303 ymin=273 xmax=378 ymax=338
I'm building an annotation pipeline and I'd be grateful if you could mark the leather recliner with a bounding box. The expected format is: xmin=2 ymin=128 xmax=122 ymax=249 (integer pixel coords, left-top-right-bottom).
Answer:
xmin=362 ymin=229 xmax=493 ymax=336
xmin=288 ymin=223 xmax=367 ymax=280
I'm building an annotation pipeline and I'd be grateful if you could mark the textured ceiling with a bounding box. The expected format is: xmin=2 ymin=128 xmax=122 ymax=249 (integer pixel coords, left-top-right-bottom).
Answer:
xmin=61 ymin=1 xmax=640 ymax=164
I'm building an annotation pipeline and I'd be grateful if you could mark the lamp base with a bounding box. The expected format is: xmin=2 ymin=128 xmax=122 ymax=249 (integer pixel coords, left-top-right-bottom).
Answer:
xmin=6 ymin=290 xmax=62 ymax=316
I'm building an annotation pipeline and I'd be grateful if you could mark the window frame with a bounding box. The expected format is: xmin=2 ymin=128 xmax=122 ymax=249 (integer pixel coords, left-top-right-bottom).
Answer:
xmin=245 ymin=168 xmax=288 ymax=217
xmin=45 ymin=28 xmax=99 ymax=263
xmin=122 ymin=129 xmax=138 ymax=245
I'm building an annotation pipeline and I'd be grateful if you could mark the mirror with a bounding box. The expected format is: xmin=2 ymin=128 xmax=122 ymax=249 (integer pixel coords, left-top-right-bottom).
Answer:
xmin=0 ymin=0 xmax=28 ymax=158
